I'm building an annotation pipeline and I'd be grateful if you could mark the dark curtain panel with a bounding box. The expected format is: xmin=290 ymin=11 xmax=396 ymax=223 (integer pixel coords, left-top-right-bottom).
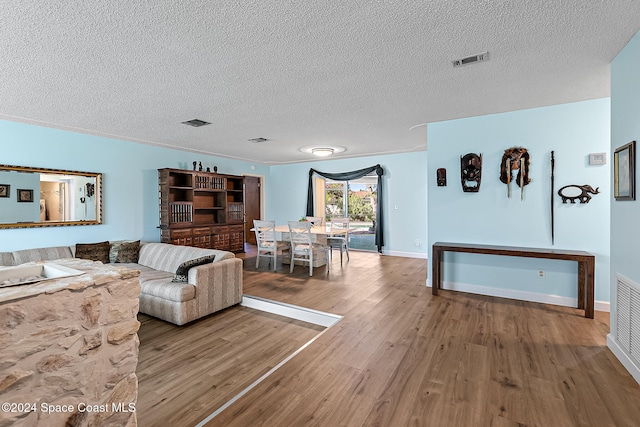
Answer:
xmin=306 ymin=165 xmax=384 ymax=253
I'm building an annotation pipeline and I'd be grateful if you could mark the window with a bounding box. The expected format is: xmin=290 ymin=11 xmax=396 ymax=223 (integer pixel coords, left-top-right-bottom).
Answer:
xmin=321 ymin=175 xmax=377 ymax=251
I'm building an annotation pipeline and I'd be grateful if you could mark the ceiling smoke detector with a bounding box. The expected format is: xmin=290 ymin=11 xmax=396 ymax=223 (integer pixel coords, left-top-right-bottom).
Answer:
xmin=248 ymin=138 xmax=269 ymax=143
xmin=181 ymin=119 xmax=211 ymax=127
xmin=452 ymin=51 xmax=488 ymax=68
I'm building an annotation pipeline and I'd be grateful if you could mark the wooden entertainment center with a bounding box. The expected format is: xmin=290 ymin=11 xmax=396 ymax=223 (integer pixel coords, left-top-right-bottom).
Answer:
xmin=158 ymin=168 xmax=245 ymax=252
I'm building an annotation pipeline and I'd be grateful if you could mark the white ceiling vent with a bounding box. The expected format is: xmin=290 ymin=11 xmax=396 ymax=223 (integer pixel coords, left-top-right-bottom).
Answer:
xmin=181 ymin=119 xmax=211 ymax=127
xmin=452 ymin=52 xmax=489 ymax=68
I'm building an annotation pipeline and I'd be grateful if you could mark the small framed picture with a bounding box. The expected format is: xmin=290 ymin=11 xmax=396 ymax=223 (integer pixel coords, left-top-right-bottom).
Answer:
xmin=17 ymin=189 xmax=34 ymax=203
xmin=614 ymin=141 xmax=636 ymax=201
xmin=0 ymin=184 xmax=9 ymax=198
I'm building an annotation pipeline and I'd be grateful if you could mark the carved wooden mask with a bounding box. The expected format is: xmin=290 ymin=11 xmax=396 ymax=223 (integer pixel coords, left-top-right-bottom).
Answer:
xmin=460 ymin=153 xmax=482 ymax=192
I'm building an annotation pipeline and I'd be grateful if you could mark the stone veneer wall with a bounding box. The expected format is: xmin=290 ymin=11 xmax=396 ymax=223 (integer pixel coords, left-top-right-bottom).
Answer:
xmin=0 ymin=260 xmax=140 ymax=426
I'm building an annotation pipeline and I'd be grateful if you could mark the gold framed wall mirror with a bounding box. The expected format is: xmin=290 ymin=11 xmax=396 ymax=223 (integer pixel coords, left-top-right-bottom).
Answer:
xmin=0 ymin=164 xmax=102 ymax=229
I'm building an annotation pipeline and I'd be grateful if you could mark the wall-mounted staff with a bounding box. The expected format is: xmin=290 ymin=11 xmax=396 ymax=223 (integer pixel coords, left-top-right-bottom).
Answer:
xmin=551 ymin=150 xmax=555 ymax=245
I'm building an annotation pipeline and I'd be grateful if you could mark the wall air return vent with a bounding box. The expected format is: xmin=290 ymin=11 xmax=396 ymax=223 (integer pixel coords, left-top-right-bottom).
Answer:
xmin=452 ymin=51 xmax=488 ymax=68
xmin=181 ymin=119 xmax=211 ymax=127
xmin=616 ymin=273 xmax=640 ymax=366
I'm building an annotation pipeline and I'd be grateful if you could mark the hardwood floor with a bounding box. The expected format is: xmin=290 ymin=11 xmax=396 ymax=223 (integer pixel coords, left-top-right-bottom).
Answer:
xmin=138 ymin=247 xmax=640 ymax=426
xmin=137 ymin=304 xmax=324 ymax=426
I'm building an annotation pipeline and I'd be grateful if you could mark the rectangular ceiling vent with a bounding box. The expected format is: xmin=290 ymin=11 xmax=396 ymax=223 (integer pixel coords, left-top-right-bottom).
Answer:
xmin=248 ymin=138 xmax=269 ymax=143
xmin=452 ymin=51 xmax=488 ymax=68
xmin=181 ymin=119 xmax=211 ymax=127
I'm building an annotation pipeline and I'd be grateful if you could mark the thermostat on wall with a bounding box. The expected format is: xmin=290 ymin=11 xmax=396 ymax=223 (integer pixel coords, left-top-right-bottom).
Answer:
xmin=589 ymin=153 xmax=606 ymax=165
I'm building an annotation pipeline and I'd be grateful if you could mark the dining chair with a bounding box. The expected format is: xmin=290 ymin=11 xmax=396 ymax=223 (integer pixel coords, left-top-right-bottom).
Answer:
xmin=287 ymin=220 xmax=330 ymax=276
xmin=305 ymin=216 xmax=324 ymax=226
xmin=253 ymin=219 xmax=290 ymax=271
xmin=327 ymin=217 xmax=350 ymax=263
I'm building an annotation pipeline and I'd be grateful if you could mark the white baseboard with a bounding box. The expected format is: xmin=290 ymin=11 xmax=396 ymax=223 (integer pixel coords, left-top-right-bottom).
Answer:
xmin=595 ymin=300 xmax=610 ymax=312
xmin=383 ymin=250 xmax=428 ymax=259
xmin=607 ymin=334 xmax=640 ymax=385
xmin=425 ymin=280 xmax=610 ymax=312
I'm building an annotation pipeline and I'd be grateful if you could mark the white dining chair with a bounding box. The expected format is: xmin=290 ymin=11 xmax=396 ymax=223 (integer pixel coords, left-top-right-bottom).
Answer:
xmin=327 ymin=217 xmax=350 ymax=263
xmin=305 ymin=216 xmax=324 ymax=226
xmin=253 ymin=219 xmax=290 ymax=271
xmin=287 ymin=220 xmax=330 ymax=276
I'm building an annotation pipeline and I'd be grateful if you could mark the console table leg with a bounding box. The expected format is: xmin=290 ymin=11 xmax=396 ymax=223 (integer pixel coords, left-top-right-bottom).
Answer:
xmin=585 ymin=260 xmax=595 ymax=319
xmin=577 ymin=262 xmax=585 ymax=310
xmin=432 ymin=248 xmax=441 ymax=295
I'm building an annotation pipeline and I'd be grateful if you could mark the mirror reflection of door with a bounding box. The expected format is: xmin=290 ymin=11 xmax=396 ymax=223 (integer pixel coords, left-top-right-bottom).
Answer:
xmin=40 ymin=181 xmax=64 ymax=221
xmin=40 ymin=174 xmax=96 ymax=221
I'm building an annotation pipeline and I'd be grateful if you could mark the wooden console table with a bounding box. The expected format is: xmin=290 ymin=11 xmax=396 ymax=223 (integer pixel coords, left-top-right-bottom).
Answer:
xmin=431 ymin=242 xmax=595 ymax=319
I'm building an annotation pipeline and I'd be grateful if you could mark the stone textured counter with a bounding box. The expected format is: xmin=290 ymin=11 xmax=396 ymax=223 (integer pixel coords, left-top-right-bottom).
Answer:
xmin=0 ymin=259 xmax=141 ymax=426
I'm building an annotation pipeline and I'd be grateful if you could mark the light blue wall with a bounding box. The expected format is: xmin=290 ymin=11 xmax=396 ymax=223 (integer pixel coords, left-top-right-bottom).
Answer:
xmin=611 ymin=30 xmax=640 ymax=329
xmin=427 ymin=99 xmax=611 ymax=303
xmin=0 ymin=120 xmax=269 ymax=252
xmin=267 ymin=152 xmax=428 ymax=256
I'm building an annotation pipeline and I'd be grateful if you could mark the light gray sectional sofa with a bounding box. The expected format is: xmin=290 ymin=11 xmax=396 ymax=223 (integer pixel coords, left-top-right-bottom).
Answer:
xmin=0 ymin=242 xmax=243 ymax=325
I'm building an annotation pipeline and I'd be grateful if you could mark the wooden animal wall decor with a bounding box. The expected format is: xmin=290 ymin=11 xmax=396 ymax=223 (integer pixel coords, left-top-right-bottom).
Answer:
xmin=460 ymin=153 xmax=482 ymax=192
xmin=436 ymin=168 xmax=447 ymax=186
xmin=499 ymin=147 xmax=531 ymax=200
xmin=558 ymin=184 xmax=600 ymax=204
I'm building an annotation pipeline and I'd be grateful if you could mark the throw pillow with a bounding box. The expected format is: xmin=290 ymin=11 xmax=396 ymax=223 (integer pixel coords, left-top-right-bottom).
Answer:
xmin=75 ymin=241 xmax=110 ymax=264
xmin=115 ymin=240 xmax=140 ymax=263
xmin=109 ymin=241 xmax=124 ymax=263
xmin=172 ymin=255 xmax=216 ymax=283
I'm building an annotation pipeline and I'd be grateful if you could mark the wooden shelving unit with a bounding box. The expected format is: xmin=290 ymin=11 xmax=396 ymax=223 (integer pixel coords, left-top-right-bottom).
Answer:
xmin=158 ymin=168 xmax=244 ymax=252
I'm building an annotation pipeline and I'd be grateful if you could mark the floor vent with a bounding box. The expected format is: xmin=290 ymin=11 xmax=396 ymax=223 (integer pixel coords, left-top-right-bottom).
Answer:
xmin=452 ymin=51 xmax=488 ymax=68
xmin=616 ymin=273 xmax=640 ymax=365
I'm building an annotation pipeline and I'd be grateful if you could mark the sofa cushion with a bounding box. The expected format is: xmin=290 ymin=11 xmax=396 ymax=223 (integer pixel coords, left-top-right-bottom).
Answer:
xmin=141 ymin=270 xmax=196 ymax=302
xmin=120 ymin=263 xmax=196 ymax=302
xmin=0 ymin=252 xmax=15 ymax=266
xmin=138 ymin=243 xmax=234 ymax=273
xmin=11 ymin=246 xmax=74 ymax=265
xmin=172 ymin=255 xmax=216 ymax=283
xmin=75 ymin=241 xmax=110 ymax=263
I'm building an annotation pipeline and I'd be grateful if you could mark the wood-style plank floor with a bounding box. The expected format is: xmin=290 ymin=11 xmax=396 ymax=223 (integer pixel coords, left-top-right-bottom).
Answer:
xmin=138 ymin=246 xmax=640 ymax=427
xmin=137 ymin=304 xmax=324 ymax=426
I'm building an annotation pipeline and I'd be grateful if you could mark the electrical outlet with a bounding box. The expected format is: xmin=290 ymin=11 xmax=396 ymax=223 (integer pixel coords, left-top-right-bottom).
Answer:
xmin=538 ymin=270 xmax=545 ymax=279
xmin=415 ymin=239 xmax=421 ymax=247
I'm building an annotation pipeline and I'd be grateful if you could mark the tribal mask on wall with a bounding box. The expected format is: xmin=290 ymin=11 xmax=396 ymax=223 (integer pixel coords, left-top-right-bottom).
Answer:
xmin=460 ymin=153 xmax=482 ymax=192
xmin=499 ymin=147 xmax=531 ymax=199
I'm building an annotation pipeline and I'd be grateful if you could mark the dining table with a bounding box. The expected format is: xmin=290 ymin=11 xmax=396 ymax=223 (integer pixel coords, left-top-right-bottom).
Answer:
xmin=271 ymin=224 xmax=348 ymax=267
xmin=273 ymin=224 xmax=347 ymax=236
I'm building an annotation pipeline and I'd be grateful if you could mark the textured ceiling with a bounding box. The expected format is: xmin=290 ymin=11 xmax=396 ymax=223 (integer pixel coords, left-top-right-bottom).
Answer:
xmin=1 ymin=1 xmax=640 ymax=164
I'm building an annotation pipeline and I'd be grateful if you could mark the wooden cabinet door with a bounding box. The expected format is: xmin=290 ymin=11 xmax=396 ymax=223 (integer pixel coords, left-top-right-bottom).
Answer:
xmin=244 ymin=176 xmax=260 ymax=245
xmin=169 ymin=229 xmax=192 ymax=246
xmin=192 ymin=227 xmax=212 ymax=248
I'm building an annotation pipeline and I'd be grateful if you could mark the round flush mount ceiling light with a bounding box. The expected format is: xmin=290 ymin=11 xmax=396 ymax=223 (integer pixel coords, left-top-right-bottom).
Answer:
xmin=312 ymin=148 xmax=334 ymax=157
xmin=299 ymin=145 xmax=346 ymax=157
